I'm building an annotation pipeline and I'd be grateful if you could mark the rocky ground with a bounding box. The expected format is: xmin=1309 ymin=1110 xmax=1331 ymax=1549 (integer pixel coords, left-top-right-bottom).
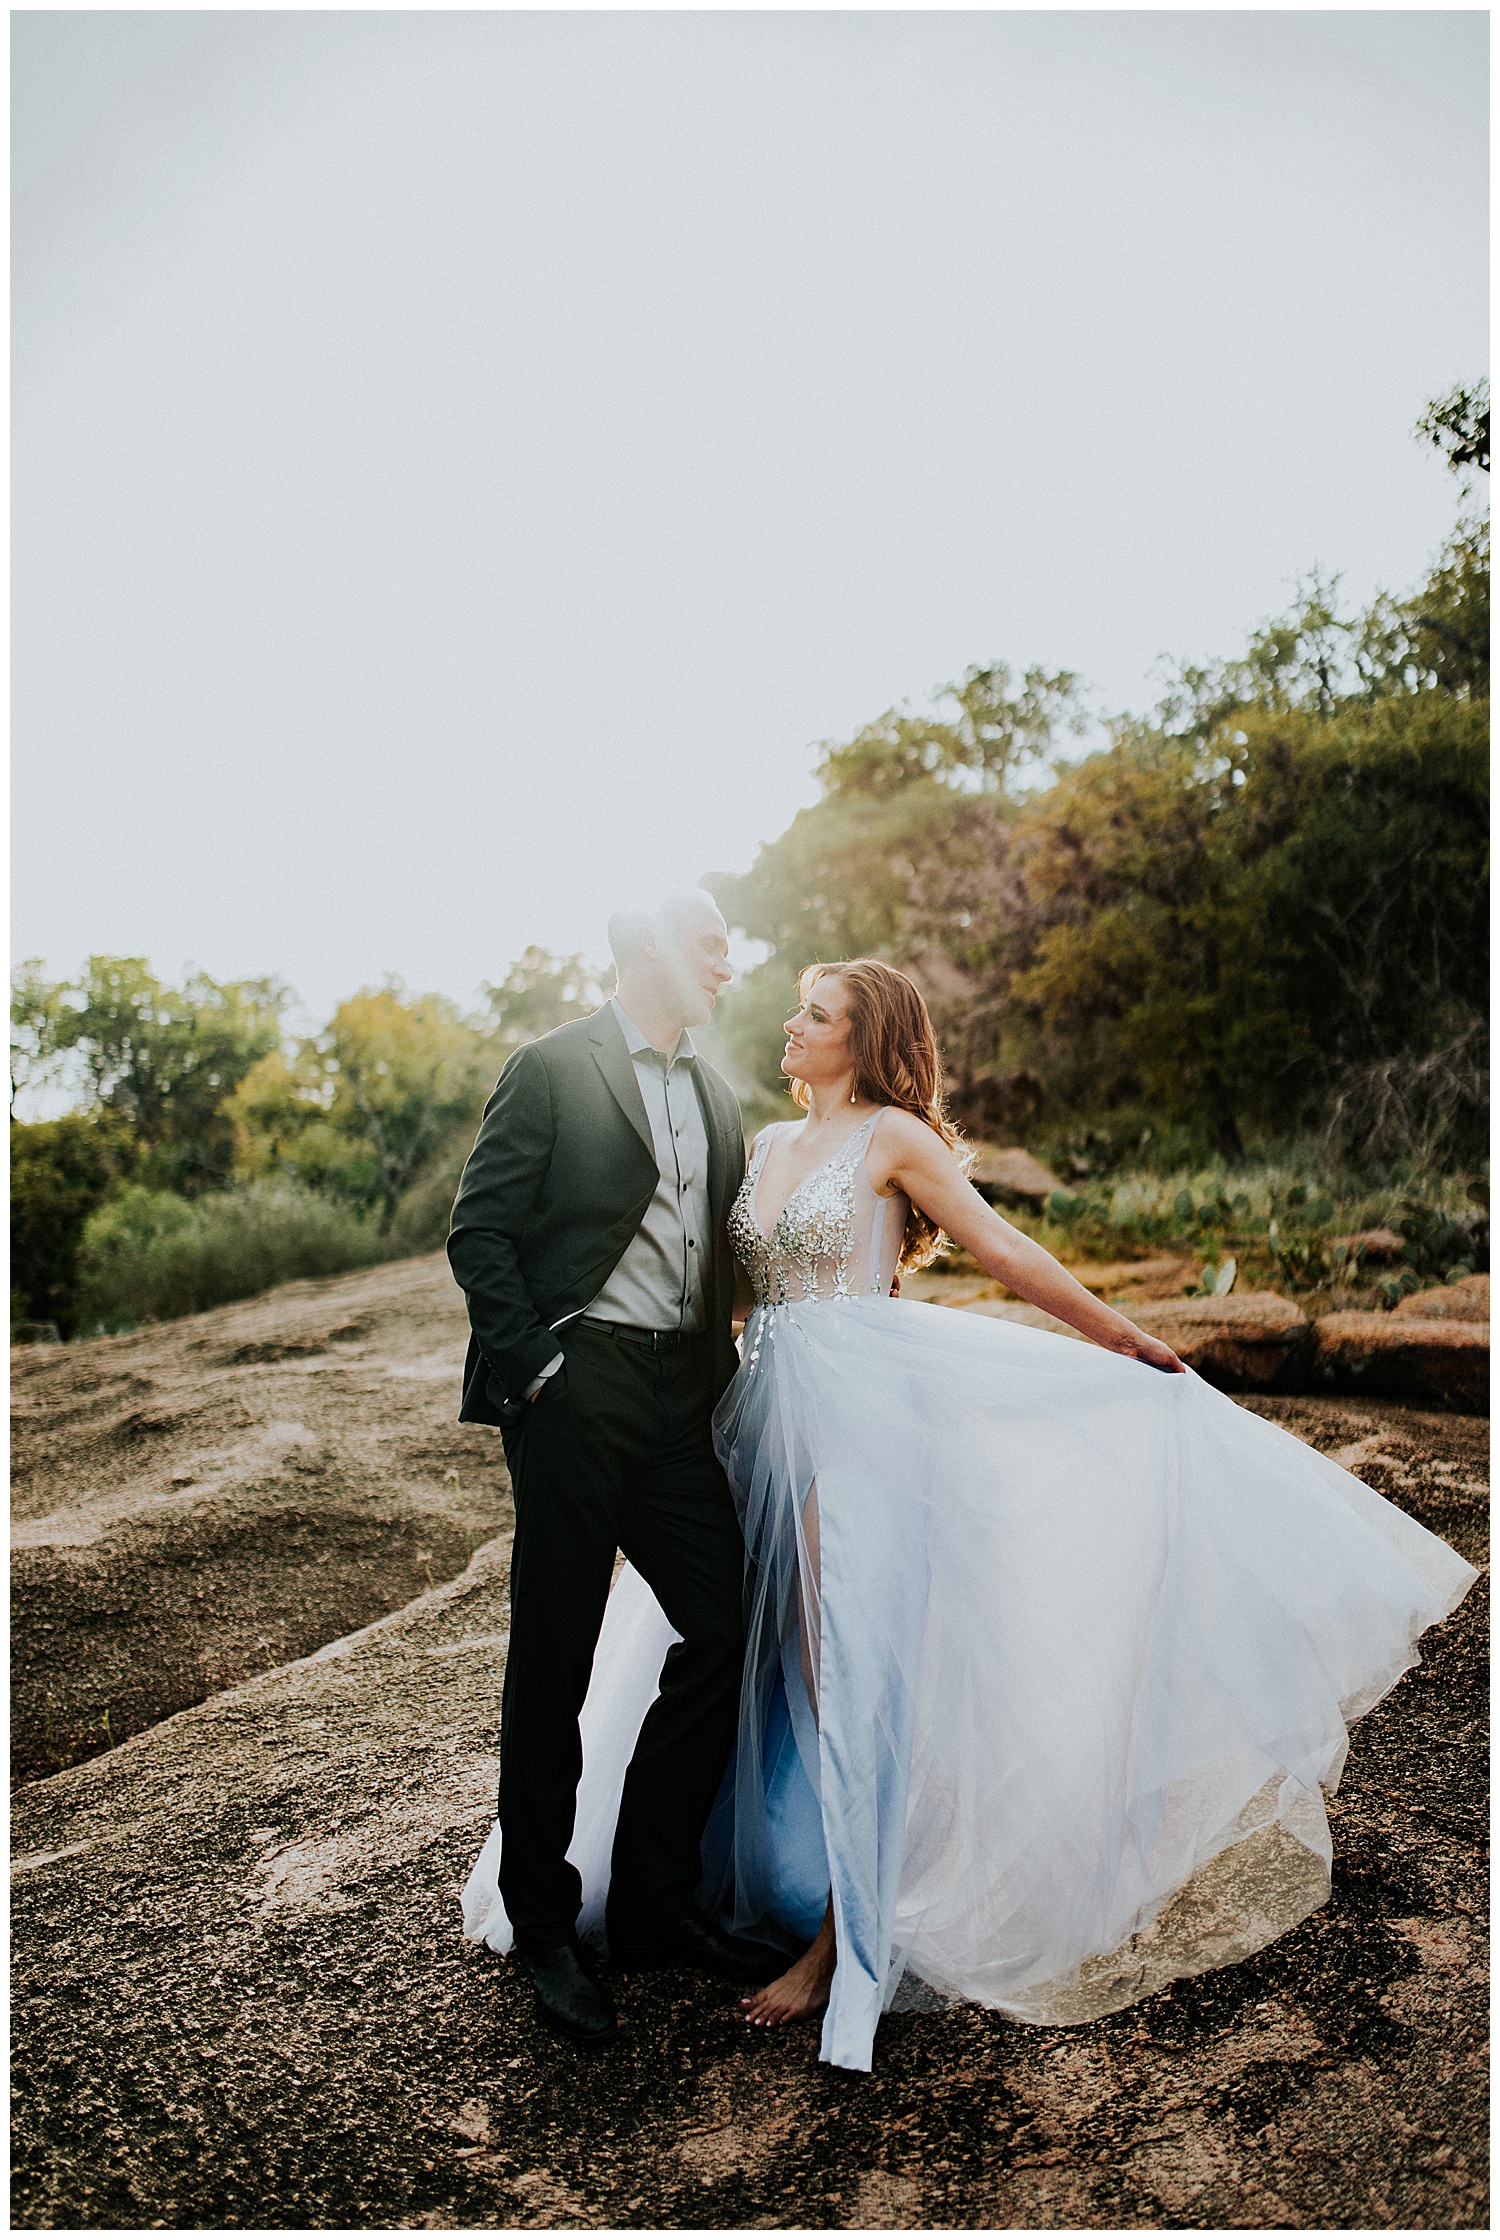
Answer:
xmin=906 ymin=1263 xmax=1489 ymax=1413
xmin=11 ymin=1259 xmax=509 ymax=1784
xmin=11 ymin=1254 xmax=1490 ymax=2230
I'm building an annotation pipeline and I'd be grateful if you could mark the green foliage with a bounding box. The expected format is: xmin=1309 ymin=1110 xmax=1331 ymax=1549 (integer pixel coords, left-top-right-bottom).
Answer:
xmin=382 ymin=1135 xmax=476 ymax=1258
xmin=815 ymin=663 xmax=1086 ymax=798
xmin=231 ymin=982 xmax=495 ymax=1232
xmin=10 ymin=1113 xmax=136 ymax=1335
xmin=1265 ymin=1227 xmax=1364 ymax=1293
xmin=317 ymin=985 xmax=493 ymax=1232
xmin=1041 ymin=1114 xmax=1211 ymax=1180
xmin=1383 ymin=520 xmax=1489 ymax=702
xmin=1184 ymin=1257 xmax=1238 ymax=1299
xmin=1005 ymin=688 xmax=1486 ymax=1161
xmin=1373 ymin=1198 xmax=1487 ymax=1308
xmin=13 ymin=958 xmax=285 ymax=1194
xmin=1014 ymin=1154 xmax=1480 ymax=1278
xmin=1416 ymin=378 xmax=1489 ymax=483
xmin=708 ymin=780 xmax=982 ymax=1092
xmin=233 ymin=961 xmax=603 ymax=1235
xmin=481 ymin=947 xmax=601 ymax=1052
xmin=10 ymin=959 xmax=82 ymax=1117
xmin=14 ymin=945 xmax=602 ymax=1331
xmin=75 ymin=1180 xmax=382 ymax=1331
xmin=712 ymin=425 xmax=1488 ymax=1172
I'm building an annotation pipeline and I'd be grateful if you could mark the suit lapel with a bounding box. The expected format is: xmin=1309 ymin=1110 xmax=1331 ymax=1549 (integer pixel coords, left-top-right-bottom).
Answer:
xmin=591 ymin=1008 xmax=742 ymax=1236
xmin=697 ymin=1064 xmax=741 ymax=1231
xmin=588 ymin=1008 xmax=654 ymax=1159
xmin=698 ymin=1066 xmax=726 ymax=1229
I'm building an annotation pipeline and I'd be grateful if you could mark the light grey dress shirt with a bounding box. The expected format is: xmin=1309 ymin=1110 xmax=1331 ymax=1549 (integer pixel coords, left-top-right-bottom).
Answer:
xmin=523 ymin=998 xmax=714 ymax=1395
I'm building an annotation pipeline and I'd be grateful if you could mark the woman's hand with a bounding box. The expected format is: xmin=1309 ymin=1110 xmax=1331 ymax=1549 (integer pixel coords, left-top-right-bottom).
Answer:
xmin=1107 ymin=1327 xmax=1188 ymax=1374
xmin=872 ymin=1112 xmax=1189 ymax=1371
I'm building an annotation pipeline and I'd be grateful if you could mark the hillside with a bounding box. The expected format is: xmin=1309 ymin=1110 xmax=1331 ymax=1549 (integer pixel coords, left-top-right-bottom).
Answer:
xmin=10 ymin=1253 xmax=1489 ymax=2228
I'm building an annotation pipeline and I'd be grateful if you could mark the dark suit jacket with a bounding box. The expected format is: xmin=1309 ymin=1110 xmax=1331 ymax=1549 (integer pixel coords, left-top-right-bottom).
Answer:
xmin=447 ymin=1005 xmax=747 ymax=1423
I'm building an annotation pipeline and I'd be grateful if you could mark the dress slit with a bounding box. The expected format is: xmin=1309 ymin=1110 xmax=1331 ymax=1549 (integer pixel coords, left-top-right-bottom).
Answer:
xmin=462 ymin=1104 xmax=1478 ymax=2077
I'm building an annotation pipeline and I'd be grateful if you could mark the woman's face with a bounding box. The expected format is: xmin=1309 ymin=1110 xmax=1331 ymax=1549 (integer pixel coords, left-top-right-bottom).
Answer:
xmin=782 ymin=973 xmax=853 ymax=1086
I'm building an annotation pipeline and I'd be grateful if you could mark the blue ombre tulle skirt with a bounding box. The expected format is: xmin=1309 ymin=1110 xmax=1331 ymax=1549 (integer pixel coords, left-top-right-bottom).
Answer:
xmin=465 ymin=1297 xmax=1475 ymax=2070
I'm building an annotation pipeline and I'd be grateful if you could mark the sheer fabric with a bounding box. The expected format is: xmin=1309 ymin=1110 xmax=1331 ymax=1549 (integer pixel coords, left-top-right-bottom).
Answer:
xmin=463 ymin=1107 xmax=1477 ymax=2074
xmin=729 ymin=1112 xmax=906 ymax=1308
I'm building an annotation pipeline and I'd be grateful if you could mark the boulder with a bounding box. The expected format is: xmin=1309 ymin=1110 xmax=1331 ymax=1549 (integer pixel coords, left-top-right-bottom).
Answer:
xmin=1392 ymin=1274 xmax=1488 ymax=1325
xmin=1311 ymin=1312 xmax=1489 ymax=1414
xmin=1331 ymin=1227 xmax=1405 ymax=1265
xmin=1118 ymin=1293 xmax=1313 ymax=1390
xmin=963 ymin=1292 xmax=1316 ymax=1392
xmin=969 ymin=1145 xmax=1065 ymax=1203
xmin=917 ymin=1257 xmax=1189 ymax=1312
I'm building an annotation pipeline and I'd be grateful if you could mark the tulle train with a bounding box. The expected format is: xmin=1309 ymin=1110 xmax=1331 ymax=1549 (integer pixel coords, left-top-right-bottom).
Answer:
xmin=463 ymin=1297 xmax=1474 ymax=2074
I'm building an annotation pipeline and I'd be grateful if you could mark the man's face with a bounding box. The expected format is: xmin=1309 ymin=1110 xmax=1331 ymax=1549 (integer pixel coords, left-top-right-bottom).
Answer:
xmin=658 ymin=898 xmax=733 ymax=1030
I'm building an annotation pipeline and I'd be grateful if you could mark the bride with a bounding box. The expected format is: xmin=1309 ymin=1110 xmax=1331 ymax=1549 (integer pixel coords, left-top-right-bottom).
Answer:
xmin=466 ymin=957 xmax=1476 ymax=2074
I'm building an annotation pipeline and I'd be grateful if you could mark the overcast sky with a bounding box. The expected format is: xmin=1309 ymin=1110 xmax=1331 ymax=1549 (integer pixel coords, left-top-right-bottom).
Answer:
xmin=13 ymin=8 xmax=1488 ymax=1031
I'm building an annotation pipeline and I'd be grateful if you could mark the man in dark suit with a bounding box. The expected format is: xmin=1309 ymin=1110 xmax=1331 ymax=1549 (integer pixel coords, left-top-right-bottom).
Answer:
xmin=448 ymin=889 xmax=776 ymax=2046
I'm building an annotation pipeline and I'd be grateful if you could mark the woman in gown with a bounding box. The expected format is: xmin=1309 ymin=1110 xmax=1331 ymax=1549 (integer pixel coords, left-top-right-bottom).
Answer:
xmin=464 ymin=958 xmax=1477 ymax=2075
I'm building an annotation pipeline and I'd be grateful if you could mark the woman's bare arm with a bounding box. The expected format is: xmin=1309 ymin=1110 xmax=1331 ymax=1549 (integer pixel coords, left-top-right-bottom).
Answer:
xmin=873 ymin=1112 xmax=1186 ymax=1374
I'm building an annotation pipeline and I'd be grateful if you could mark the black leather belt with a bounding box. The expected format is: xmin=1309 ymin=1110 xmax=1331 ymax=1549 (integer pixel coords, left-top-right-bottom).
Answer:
xmin=577 ymin=1317 xmax=706 ymax=1352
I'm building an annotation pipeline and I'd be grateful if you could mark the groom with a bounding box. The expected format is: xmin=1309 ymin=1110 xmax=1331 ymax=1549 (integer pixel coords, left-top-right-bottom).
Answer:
xmin=448 ymin=888 xmax=776 ymax=2046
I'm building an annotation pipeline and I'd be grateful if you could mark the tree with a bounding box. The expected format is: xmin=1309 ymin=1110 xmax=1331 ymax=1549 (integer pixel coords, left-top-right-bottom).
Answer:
xmin=707 ymin=779 xmax=987 ymax=1094
xmin=1415 ymin=378 xmax=1489 ymax=482
xmin=815 ymin=662 xmax=1085 ymax=798
xmin=711 ymin=411 xmax=1488 ymax=1167
xmin=1391 ymin=520 xmax=1489 ymax=702
xmin=481 ymin=948 xmax=602 ymax=1051
xmin=324 ymin=987 xmax=495 ymax=1232
xmin=707 ymin=665 xmax=1084 ymax=1100
xmin=10 ymin=959 xmax=82 ymax=1117
xmin=1005 ymin=691 xmax=1487 ymax=1160
xmin=1398 ymin=379 xmax=1490 ymax=700
xmin=11 ymin=1113 xmax=135 ymax=1334
xmin=17 ymin=958 xmax=286 ymax=1194
xmin=224 ymin=1047 xmax=369 ymax=1203
xmin=230 ymin=950 xmax=602 ymax=1235
xmin=232 ymin=983 xmax=494 ymax=1233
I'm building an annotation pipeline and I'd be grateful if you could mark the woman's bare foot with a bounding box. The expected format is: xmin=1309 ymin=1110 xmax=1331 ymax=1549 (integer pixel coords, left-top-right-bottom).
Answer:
xmin=742 ymin=1907 xmax=836 ymax=2027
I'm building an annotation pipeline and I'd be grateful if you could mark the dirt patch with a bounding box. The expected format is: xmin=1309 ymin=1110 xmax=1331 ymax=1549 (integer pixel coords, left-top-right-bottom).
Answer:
xmin=11 ymin=1254 xmax=510 ymax=1785
xmin=9 ymin=1392 xmax=1488 ymax=2230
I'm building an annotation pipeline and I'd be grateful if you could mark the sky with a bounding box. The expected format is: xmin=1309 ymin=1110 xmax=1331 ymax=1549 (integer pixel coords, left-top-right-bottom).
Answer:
xmin=13 ymin=8 xmax=1489 ymax=1034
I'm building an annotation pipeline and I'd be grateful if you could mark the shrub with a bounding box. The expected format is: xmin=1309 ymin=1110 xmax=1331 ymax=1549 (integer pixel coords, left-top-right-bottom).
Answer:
xmin=75 ymin=1180 xmax=382 ymax=1331
xmin=1375 ymin=1197 xmax=1488 ymax=1308
xmin=1011 ymin=1151 xmax=1484 ymax=1277
xmin=11 ymin=1113 xmax=135 ymax=1337
xmin=384 ymin=1134 xmax=473 ymax=1257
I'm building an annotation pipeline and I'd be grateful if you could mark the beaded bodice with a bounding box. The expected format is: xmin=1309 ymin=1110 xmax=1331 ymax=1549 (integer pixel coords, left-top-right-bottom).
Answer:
xmin=728 ymin=1110 xmax=906 ymax=1309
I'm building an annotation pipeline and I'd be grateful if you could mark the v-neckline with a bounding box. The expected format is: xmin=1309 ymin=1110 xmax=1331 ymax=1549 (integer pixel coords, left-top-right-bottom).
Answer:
xmin=750 ymin=1112 xmax=880 ymax=1243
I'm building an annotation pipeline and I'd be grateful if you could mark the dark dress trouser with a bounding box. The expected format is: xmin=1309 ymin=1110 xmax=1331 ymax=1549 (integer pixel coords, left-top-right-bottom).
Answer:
xmin=496 ymin=1317 xmax=746 ymax=1950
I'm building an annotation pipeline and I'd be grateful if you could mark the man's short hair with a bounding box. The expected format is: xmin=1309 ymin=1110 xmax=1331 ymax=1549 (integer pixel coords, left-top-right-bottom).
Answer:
xmin=606 ymin=890 xmax=717 ymax=970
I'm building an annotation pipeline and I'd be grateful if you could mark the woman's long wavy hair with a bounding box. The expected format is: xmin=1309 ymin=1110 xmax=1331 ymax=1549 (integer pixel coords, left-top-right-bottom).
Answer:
xmin=790 ymin=957 xmax=972 ymax=1272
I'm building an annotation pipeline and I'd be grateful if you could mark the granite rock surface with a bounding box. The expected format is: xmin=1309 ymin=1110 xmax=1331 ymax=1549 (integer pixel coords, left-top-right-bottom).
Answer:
xmin=11 ymin=1360 xmax=1488 ymax=2230
xmin=11 ymin=1256 xmax=508 ymax=1785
